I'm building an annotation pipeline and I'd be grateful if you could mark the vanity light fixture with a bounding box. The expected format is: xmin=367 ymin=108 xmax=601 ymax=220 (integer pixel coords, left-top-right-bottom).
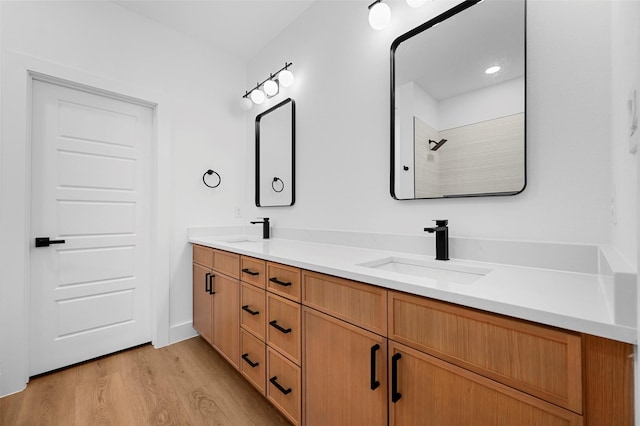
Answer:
xmin=263 ymin=79 xmax=279 ymax=97
xmin=241 ymin=62 xmax=293 ymax=111
xmin=250 ymin=88 xmax=266 ymax=105
xmin=368 ymin=0 xmax=391 ymax=30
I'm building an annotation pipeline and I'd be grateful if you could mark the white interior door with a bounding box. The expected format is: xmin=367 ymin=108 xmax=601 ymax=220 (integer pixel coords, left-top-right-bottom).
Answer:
xmin=29 ymin=79 xmax=153 ymax=376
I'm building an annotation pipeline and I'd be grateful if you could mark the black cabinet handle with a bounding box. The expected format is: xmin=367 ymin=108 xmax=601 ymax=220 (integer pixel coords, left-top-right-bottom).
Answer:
xmin=370 ymin=344 xmax=381 ymax=390
xmin=391 ymin=353 xmax=402 ymax=403
xmin=242 ymin=305 xmax=260 ymax=316
xmin=241 ymin=353 xmax=260 ymax=368
xmin=269 ymin=277 xmax=292 ymax=287
xmin=269 ymin=376 xmax=292 ymax=395
xmin=269 ymin=320 xmax=292 ymax=334
xmin=205 ymin=273 xmax=211 ymax=293
xmin=208 ymin=273 xmax=216 ymax=295
xmin=242 ymin=268 xmax=260 ymax=276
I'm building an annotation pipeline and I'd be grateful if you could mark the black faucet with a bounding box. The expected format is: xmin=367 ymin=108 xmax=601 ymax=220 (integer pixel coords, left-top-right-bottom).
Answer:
xmin=424 ymin=219 xmax=449 ymax=261
xmin=250 ymin=217 xmax=270 ymax=239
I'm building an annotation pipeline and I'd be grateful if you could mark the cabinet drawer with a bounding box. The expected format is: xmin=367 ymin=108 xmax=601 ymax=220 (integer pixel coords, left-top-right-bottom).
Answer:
xmin=240 ymin=329 xmax=266 ymax=395
xmin=389 ymin=291 xmax=583 ymax=413
xmin=241 ymin=282 xmax=266 ymax=341
xmin=212 ymin=248 xmax=239 ymax=279
xmin=388 ymin=341 xmax=583 ymax=426
xmin=267 ymin=346 xmax=301 ymax=426
xmin=267 ymin=293 xmax=301 ymax=365
xmin=193 ymin=244 xmax=213 ymax=268
xmin=302 ymin=270 xmax=387 ymax=336
xmin=267 ymin=262 xmax=301 ymax=301
xmin=241 ymin=256 xmax=266 ymax=288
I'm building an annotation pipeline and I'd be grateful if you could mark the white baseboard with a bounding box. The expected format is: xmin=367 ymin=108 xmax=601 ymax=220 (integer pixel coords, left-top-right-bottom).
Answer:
xmin=169 ymin=321 xmax=198 ymax=345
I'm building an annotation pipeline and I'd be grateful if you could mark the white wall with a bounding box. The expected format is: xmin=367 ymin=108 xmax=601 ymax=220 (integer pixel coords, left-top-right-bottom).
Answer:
xmin=611 ymin=0 xmax=639 ymax=269
xmin=438 ymin=77 xmax=525 ymax=130
xmin=245 ymin=0 xmax=612 ymax=245
xmin=0 ymin=0 xmax=246 ymax=396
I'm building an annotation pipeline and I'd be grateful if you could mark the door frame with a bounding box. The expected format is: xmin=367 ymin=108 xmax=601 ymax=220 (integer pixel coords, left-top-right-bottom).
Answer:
xmin=0 ymin=50 xmax=172 ymax=397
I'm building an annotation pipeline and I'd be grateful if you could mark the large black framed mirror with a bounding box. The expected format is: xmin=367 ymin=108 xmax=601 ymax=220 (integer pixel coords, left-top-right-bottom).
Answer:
xmin=255 ymin=98 xmax=295 ymax=207
xmin=391 ymin=0 xmax=526 ymax=200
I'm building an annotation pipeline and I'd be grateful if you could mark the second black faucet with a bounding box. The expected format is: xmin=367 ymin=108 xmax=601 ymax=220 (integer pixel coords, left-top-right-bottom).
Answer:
xmin=250 ymin=217 xmax=270 ymax=239
xmin=424 ymin=219 xmax=449 ymax=261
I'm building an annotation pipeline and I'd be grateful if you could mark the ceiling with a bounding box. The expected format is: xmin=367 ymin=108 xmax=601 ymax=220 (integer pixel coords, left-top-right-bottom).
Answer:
xmin=395 ymin=0 xmax=525 ymax=101
xmin=112 ymin=0 xmax=316 ymax=61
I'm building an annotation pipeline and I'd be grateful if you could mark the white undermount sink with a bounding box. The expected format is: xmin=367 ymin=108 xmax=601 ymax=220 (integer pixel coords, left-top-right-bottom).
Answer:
xmin=359 ymin=257 xmax=491 ymax=285
xmin=217 ymin=236 xmax=262 ymax=243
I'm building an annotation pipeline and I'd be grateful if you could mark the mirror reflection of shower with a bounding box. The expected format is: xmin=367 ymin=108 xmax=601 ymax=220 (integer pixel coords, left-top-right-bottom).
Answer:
xmin=429 ymin=139 xmax=448 ymax=151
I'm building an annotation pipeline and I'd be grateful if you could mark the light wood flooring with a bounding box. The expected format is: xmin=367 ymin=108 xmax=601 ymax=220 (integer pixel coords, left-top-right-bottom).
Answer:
xmin=0 ymin=337 xmax=291 ymax=426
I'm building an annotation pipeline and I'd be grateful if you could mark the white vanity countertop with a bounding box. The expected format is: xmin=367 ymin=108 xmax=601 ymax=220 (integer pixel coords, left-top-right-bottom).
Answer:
xmin=189 ymin=235 xmax=636 ymax=344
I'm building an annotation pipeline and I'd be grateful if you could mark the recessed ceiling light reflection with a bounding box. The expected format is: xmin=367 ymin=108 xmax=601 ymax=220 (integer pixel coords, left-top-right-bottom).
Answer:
xmin=485 ymin=65 xmax=501 ymax=75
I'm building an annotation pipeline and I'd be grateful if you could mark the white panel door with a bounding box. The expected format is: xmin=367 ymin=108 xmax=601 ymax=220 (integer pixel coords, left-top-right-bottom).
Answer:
xmin=29 ymin=79 xmax=152 ymax=376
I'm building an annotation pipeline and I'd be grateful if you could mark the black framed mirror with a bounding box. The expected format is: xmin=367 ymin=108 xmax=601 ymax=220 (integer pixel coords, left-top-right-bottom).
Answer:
xmin=255 ymin=98 xmax=295 ymax=207
xmin=391 ymin=0 xmax=526 ymax=200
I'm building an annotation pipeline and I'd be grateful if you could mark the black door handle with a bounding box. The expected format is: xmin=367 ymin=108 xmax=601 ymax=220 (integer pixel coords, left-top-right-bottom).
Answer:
xmin=205 ymin=273 xmax=211 ymax=294
xmin=35 ymin=237 xmax=66 ymax=247
xmin=391 ymin=353 xmax=402 ymax=403
xmin=269 ymin=320 xmax=292 ymax=334
xmin=370 ymin=344 xmax=381 ymax=390
xmin=269 ymin=376 xmax=292 ymax=395
xmin=208 ymin=273 xmax=215 ymax=295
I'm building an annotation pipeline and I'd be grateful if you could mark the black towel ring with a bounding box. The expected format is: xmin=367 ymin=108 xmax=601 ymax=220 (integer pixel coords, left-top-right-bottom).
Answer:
xmin=203 ymin=169 xmax=221 ymax=188
xmin=272 ymin=177 xmax=284 ymax=193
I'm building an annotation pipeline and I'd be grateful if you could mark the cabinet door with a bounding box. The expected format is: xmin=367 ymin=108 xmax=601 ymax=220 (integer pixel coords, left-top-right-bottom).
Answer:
xmin=389 ymin=341 xmax=583 ymax=426
xmin=303 ymin=307 xmax=387 ymax=426
xmin=211 ymin=272 xmax=240 ymax=369
xmin=192 ymin=262 xmax=213 ymax=344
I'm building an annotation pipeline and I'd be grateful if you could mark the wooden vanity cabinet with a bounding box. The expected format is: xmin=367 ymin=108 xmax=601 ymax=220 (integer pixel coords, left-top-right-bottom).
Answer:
xmin=301 ymin=271 xmax=389 ymax=426
xmin=210 ymin=271 xmax=240 ymax=369
xmin=192 ymin=245 xmax=240 ymax=369
xmin=193 ymin=246 xmax=634 ymax=426
xmin=303 ymin=307 xmax=388 ymax=426
xmin=388 ymin=341 xmax=583 ymax=426
xmin=388 ymin=291 xmax=583 ymax=413
xmin=192 ymin=261 xmax=214 ymax=344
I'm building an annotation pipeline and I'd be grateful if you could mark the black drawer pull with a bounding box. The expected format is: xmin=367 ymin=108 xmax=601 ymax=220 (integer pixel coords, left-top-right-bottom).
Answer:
xmin=370 ymin=344 xmax=380 ymax=390
xmin=242 ymin=268 xmax=260 ymax=276
xmin=391 ymin=353 xmax=402 ymax=403
xmin=269 ymin=320 xmax=292 ymax=334
xmin=269 ymin=376 xmax=292 ymax=395
xmin=241 ymin=353 xmax=260 ymax=368
xmin=205 ymin=273 xmax=211 ymax=293
xmin=269 ymin=277 xmax=292 ymax=287
xmin=242 ymin=305 xmax=260 ymax=316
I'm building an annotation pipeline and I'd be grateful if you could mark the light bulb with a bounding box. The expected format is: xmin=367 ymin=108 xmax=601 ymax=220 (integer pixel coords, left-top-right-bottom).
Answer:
xmin=264 ymin=79 xmax=279 ymax=97
xmin=240 ymin=97 xmax=253 ymax=111
xmin=250 ymin=89 xmax=265 ymax=104
xmin=368 ymin=2 xmax=391 ymax=30
xmin=406 ymin=0 xmax=427 ymax=7
xmin=278 ymin=69 xmax=294 ymax=87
